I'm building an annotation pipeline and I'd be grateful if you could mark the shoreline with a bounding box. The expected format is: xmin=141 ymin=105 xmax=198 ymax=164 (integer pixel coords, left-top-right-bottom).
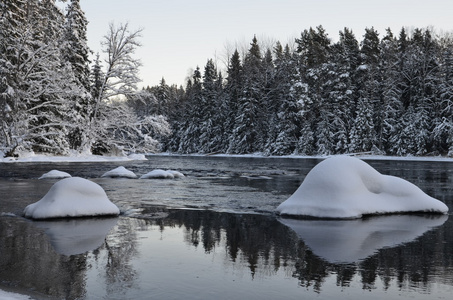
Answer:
xmin=3 ymin=151 xmax=453 ymax=163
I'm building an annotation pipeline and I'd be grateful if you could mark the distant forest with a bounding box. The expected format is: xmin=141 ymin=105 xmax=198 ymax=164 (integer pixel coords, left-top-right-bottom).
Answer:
xmin=150 ymin=26 xmax=453 ymax=157
xmin=2 ymin=1 xmax=453 ymax=157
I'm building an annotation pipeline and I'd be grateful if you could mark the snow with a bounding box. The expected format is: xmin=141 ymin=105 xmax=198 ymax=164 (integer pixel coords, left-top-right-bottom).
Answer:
xmin=166 ymin=170 xmax=185 ymax=178
xmin=101 ymin=166 xmax=137 ymax=178
xmin=0 ymin=150 xmax=148 ymax=163
xmin=279 ymin=214 xmax=448 ymax=263
xmin=0 ymin=290 xmax=32 ymax=300
xmin=24 ymin=177 xmax=120 ymax=219
xmin=276 ymin=156 xmax=449 ymax=219
xmin=140 ymin=169 xmax=184 ymax=179
xmin=33 ymin=217 xmax=118 ymax=255
xmin=38 ymin=170 xmax=71 ymax=179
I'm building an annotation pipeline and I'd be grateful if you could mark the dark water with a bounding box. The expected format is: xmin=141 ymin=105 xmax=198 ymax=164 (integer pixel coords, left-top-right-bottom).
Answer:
xmin=1 ymin=155 xmax=453 ymax=299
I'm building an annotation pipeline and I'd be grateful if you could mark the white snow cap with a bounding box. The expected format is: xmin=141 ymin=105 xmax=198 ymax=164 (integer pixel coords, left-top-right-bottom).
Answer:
xmin=276 ymin=156 xmax=449 ymax=218
xmin=140 ymin=169 xmax=184 ymax=179
xmin=24 ymin=177 xmax=120 ymax=219
xmin=38 ymin=170 xmax=71 ymax=179
xmin=101 ymin=166 xmax=137 ymax=178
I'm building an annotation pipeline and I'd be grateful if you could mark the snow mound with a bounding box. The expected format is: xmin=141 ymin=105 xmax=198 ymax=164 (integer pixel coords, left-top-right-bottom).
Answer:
xmin=127 ymin=153 xmax=147 ymax=160
xmin=167 ymin=170 xmax=185 ymax=178
xmin=38 ymin=169 xmax=71 ymax=179
xmin=24 ymin=177 xmax=120 ymax=219
xmin=276 ymin=156 xmax=448 ymax=218
xmin=101 ymin=166 xmax=137 ymax=178
xmin=140 ymin=169 xmax=180 ymax=179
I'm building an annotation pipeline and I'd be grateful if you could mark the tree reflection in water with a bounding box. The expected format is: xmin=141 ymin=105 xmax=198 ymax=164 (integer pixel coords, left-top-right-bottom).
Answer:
xmin=138 ymin=208 xmax=451 ymax=294
xmin=1 ymin=208 xmax=452 ymax=299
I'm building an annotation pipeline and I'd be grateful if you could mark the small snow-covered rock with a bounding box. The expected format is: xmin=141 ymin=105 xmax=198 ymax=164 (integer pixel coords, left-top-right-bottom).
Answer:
xmin=39 ymin=170 xmax=71 ymax=179
xmin=140 ymin=169 xmax=174 ymax=179
xmin=166 ymin=170 xmax=185 ymax=178
xmin=24 ymin=177 xmax=119 ymax=219
xmin=101 ymin=166 xmax=137 ymax=178
xmin=276 ymin=156 xmax=448 ymax=219
xmin=127 ymin=153 xmax=147 ymax=160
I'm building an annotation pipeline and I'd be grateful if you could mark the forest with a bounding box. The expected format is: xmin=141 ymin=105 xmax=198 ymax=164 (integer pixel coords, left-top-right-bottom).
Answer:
xmin=2 ymin=0 xmax=453 ymax=157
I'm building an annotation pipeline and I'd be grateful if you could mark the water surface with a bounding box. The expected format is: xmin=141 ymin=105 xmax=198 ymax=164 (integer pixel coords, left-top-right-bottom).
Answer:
xmin=1 ymin=155 xmax=453 ymax=299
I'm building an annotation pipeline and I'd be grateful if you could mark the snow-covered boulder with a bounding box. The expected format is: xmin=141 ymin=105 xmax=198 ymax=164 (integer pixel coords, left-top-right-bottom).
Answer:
xmin=101 ymin=166 xmax=137 ymax=178
xmin=38 ymin=170 xmax=71 ymax=179
xmin=24 ymin=177 xmax=120 ymax=219
xmin=140 ymin=169 xmax=175 ymax=179
xmin=276 ymin=156 xmax=448 ymax=219
xmin=166 ymin=170 xmax=185 ymax=178
xmin=127 ymin=153 xmax=147 ymax=160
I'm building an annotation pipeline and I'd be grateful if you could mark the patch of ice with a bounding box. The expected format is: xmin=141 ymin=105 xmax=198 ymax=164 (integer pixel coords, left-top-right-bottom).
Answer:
xmin=101 ymin=166 xmax=137 ymax=178
xmin=38 ymin=170 xmax=71 ymax=179
xmin=24 ymin=177 xmax=120 ymax=219
xmin=140 ymin=169 xmax=175 ymax=179
xmin=276 ymin=156 xmax=449 ymax=218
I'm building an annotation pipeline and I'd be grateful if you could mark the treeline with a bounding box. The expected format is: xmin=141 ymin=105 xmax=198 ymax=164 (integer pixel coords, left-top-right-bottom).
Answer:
xmin=0 ymin=0 xmax=170 ymax=157
xmin=138 ymin=26 xmax=453 ymax=156
xmin=3 ymin=1 xmax=453 ymax=158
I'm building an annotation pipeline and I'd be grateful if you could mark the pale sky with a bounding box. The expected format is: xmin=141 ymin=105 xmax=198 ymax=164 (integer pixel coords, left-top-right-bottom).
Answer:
xmin=70 ymin=0 xmax=453 ymax=87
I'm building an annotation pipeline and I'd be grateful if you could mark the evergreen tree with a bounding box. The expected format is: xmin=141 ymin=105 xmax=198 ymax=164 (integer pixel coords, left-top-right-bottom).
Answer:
xmin=63 ymin=0 xmax=91 ymax=90
xmin=379 ymin=28 xmax=404 ymax=153
xmin=229 ymin=36 xmax=265 ymax=153
xmin=224 ymin=49 xmax=243 ymax=150
xmin=269 ymin=44 xmax=301 ymax=155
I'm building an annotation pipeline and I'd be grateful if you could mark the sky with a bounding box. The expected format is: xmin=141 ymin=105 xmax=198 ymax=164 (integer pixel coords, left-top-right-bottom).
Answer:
xmin=67 ymin=0 xmax=453 ymax=88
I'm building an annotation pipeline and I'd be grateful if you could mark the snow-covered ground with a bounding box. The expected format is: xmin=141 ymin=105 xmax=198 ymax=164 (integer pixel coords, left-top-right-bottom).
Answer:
xmin=2 ymin=150 xmax=453 ymax=163
xmin=0 ymin=289 xmax=32 ymax=300
xmin=0 ymin=151 xmax=147 ymax=163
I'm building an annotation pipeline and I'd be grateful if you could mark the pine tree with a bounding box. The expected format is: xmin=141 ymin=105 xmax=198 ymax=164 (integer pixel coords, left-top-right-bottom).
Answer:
xmin=224 ymin=49 xmax=243 ymax=151
xmin=349 ymin=27 xmax=381 ymax=152
xmin=229 ymin=36 xmax=265 ymax=154
xmin=268 ymin=44 xmax=301 ymax=155
xmin=63 ymin=0 xmax=91 ymax=90
xmin=379 ymin=28 xmax=404 ymax=154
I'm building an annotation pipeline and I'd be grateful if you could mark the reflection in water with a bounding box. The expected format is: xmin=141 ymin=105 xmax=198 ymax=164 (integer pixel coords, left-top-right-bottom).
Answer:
xmin=1 ymin=208 xmax=453 ymax=299
xmin=279 ymin=214 xmax=449 ymax=263
xmin=2 ymin=157 xmax=453 ymax=299
xmin=33 ymin=217 xmax=118 ymax=255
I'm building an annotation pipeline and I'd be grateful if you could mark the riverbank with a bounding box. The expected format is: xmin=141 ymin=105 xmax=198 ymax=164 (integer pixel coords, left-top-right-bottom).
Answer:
xmin=3 ymin=150 xmax=453 ymax=163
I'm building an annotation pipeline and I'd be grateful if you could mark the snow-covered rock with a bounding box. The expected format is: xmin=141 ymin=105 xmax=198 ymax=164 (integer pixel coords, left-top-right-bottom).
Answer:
xmin=101 ymin=166 xmax=137 ymax=178
xmin=140 ymin=169 xmax=175 ymax=179
xmin=166 ymin=170 xmax=185 ymax=178
xmin=279 ymin=214 xmax=448 ymax=263
xmin=127 ymin=153 xmax=147 ymax=160
xmin=276 ymin=156 xmax=448 ymax=218
xmin=24 ymin=177 xmax=120 ymax=219
xmin=38 ymin=169 xmax=71 ymax=179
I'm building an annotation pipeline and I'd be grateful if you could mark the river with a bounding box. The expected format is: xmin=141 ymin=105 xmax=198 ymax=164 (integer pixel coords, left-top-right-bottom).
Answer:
xmin=1 ymin=155 xmax=453 ymax=299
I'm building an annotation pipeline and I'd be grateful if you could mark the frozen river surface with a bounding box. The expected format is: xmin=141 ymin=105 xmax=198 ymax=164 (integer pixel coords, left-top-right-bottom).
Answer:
xmin=1 ymin=155 xmax=453 ymax=299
